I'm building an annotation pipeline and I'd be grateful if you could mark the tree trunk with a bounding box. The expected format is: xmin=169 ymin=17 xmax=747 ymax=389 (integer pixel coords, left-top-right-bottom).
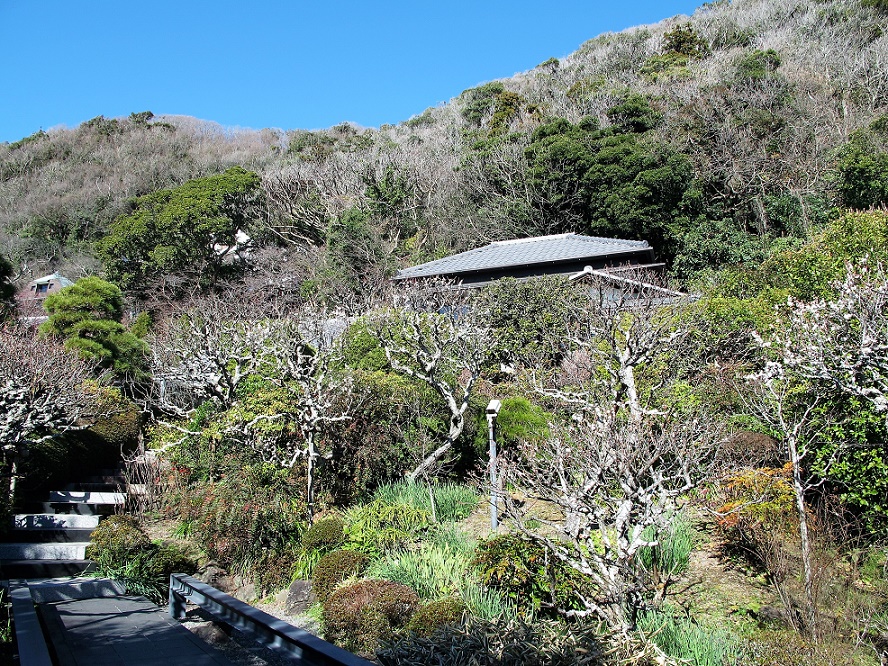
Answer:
xmin=789 ymin=437 xmax=818 ymax=641
xmin=407 ymin=414 xmax=463 ymax=481
xmin=306 ymin=433 xmax=317 ymax=525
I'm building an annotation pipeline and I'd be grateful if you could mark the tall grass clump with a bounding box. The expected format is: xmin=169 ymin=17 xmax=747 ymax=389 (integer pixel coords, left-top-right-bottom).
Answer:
xmin=343 ymin=500 xmax=430 ymax=556
xmin=458 ymin=580 xmax=518 ymax=623
xmin=372 ymin=481 xmax=479 ymax=522
xmin=637 ymin=611 xmax=741 ymax=666
xmin=637 ymin=513 xmax=695 ymax=580
xmin=367 ymin=543 xmax=468 ymax=600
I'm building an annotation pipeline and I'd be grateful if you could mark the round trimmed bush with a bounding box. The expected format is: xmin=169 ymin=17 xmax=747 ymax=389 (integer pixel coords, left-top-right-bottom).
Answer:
xmin=407 ymin=597 xmax=466 ymax=637
xmin=313 ymin=549 xmax=370 ymax=602
xmin=86 ymin=515 xmax=150 ymax=559
xmin=302 ymin=516 xmax=344 ymax=551
xmin=323 ymin=579 xmax=419 ymax=658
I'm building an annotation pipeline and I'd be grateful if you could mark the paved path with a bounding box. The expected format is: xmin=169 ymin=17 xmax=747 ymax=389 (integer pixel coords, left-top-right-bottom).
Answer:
xmin=39 ymin=595 xmax=235 ymax=666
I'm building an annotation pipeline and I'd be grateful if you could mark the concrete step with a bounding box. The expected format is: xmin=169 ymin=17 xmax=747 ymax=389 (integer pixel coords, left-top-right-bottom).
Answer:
xmin=25 ymin=577 xmax=125 ymax=602
xmin=80 ymin=473 xmax=127 ymax=483
xmin=13 ymin=514 xmax=100 ymax=530
xmin=3 ymin=529 xmax=94 ymax=543
xmin=0 ymin=542 xmax=90 ymax=560
xmin=0 ymin=559 xmax=94 ymax=578
xmin=62 ymin=481 xmax=125 ymax=492
xmin=48 ymin=491 xmax=125 ymax=504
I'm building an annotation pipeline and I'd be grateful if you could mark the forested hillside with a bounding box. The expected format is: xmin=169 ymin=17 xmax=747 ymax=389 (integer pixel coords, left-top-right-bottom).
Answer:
xmin=3 ymin=1 xmax=888 ymax=664
xmin=2 ymin=0 xmax=887 ymax=296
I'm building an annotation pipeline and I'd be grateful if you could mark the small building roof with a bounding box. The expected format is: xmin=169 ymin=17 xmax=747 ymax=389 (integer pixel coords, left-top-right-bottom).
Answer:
xmin=393 ymin=233 xmax=653 ymax=284
xmin=30 ymin=272 xmax=74 ymax=288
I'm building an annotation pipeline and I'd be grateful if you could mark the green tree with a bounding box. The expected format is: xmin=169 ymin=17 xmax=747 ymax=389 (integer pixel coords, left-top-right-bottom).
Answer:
xmin=479 ymin=276 xmax=584 ymax=367
xmin=524 ymin=116 xmax=694 ymax=261
xmin=40 ymin=277 xmax=148 ymax=380
xmin=836 ymin=132 xmax=888 ymax=210
xmin=97 ymin=166 xmax=261 ymax=293
xmin=661 ymin=23 xmax=710 ymax=59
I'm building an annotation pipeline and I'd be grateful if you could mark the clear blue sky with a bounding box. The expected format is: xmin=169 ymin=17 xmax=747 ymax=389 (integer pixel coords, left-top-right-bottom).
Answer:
xmin=0 ymin=0 xmax=700 ymax=143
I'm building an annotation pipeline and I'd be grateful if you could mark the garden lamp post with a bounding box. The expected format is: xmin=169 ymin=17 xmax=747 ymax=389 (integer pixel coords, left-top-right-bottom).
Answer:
xmin=486 ymin=399 xmax=502 ymax=533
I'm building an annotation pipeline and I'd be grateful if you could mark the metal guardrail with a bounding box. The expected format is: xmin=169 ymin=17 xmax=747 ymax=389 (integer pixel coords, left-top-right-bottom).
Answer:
xmin=169 ymin=573 xmax=374 ymax=666
xmin=8 ymin=580 xmax=53 ymax=666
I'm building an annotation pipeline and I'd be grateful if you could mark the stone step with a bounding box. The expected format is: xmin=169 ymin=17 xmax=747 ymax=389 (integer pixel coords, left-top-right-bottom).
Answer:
xmin=81 ymin=473 xmax=127 ymax=483
xmin=0 ymin=542 xmax=90 ymax=560
xmin=48 ymin=491 xmax=126 ymax=504
xmin=3 ymin=529 xmax=94 ymax=543
xmin=13 ymin=514 xmax=100 ymax=529
xmin=25 ymin=577 xmax=125 ymax=603
xmin=0 ymin=559 xmax=94 ymax=578
xmin=62 ymin=481 xmax=125 ymax=492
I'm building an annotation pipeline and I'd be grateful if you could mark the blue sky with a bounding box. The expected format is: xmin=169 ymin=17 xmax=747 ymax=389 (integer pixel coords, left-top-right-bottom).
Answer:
xmin=1 ymin=0 xmax=700 ymax=143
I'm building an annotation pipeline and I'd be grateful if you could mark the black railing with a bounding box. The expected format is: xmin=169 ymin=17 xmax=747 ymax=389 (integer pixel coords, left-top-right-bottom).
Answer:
xmin=169 ymin=573 xmax=373 ymax=666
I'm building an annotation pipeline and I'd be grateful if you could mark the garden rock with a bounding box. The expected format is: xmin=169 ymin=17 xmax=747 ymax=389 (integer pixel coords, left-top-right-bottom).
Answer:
xmin=286 ymin=579 xmax=317 ymax=615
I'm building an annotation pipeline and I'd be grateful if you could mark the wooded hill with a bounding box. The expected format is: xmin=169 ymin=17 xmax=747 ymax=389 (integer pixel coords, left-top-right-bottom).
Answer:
xmin=2 ymin=0 xmax=887 ymax=298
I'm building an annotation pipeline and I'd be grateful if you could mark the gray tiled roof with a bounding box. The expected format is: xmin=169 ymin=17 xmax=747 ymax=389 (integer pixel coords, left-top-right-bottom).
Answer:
xmin=394 ymin=233 xmax=650 ymax=280
xmin=31 ymin=272 xmax=74 ymax=287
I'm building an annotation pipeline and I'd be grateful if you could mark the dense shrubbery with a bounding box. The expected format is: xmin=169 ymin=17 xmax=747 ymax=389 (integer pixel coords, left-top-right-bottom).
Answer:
xmin=87 ymin=516 xmax=195 ymax=604
xmin=323 ymin=579 xmax=420 ymax=657
xmin=472 ymin=534 xmax=592 ymax=616
xmin=313 ymin=549 xmax=370 ymax=602
xmin=378 ymin=617 xmax=606 ymax=666
xmin=167 ymin=464 xmax=305 ymax=583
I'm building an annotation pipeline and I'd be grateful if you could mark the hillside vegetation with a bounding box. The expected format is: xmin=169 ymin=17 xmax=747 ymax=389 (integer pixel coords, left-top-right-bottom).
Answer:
xmin=2 ymin=1 xmax=888 ymax=664
xmin=1 ymin=0 xmax=886 ymax=294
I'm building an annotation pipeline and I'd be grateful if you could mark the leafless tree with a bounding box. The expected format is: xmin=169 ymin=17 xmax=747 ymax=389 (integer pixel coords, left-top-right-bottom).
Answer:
xmin=499 ymin=274 xmax=723 ymax=633
xmin=539 ymin=271 xmax=694 ymax=424
xmin=741 ymin=360 xmax=838 ymax=641
xmin=367 ymin=279 xmax=492 ymax=481
xmin=147 ymin=296 xmax=287 ymax=419
xmin=501 ymin=412 xmax=722 ymax=633
xmin=149 ymin=297 xmax=355 ymax=522
xmin=247 ymin=313 xmax=355 ymax=523
xmin=0 ymin=325 xmax=101 ymax=508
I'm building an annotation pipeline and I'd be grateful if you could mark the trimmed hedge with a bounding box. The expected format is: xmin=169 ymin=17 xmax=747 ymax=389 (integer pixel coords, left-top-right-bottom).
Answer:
xmin=407 ymin=597 xmax=466 ymax=638
xmin=323 ymin=579 xmax=419 ymax=658
xmin=312 ymin=549 xmax=370 ymax=602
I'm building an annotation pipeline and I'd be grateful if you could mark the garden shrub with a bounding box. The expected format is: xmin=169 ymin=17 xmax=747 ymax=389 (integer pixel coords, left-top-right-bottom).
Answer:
xmin=472 ymin=534 xmax=591 ymax=616
xmin=378 ymin=617 xmax=605 ymax=666
xmin=323 ymin=579 xmax=419 ymax=658
xmin=86 ymin=515 xmax=150 ymax=558
xmin=313 ymin=549 xmax=370 ymax=602
xmin=167 ymin=463 xmax=306 ymax=580
xmin=324 ymin=368 xmax=438 ymax=504
xmin=88 ymin=516 xmax=195 ymax=604
xmin=406 ymin=597 xmax=465 ymax=637
xmin=302 ymin=516 xmax=345 ymax=551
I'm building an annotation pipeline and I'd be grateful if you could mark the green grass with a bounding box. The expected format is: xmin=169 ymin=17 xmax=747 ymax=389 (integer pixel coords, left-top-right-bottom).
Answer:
xmin=637 ymin=610 xmax=741 ymax=666
xmin=372 ymin=481 xmax=479 ymax=522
